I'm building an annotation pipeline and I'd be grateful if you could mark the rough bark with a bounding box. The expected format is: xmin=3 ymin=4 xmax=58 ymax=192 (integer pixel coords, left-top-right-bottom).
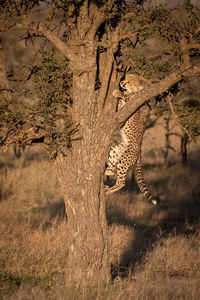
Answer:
xmin=55 ymin=115 xmax=113 ymax=284
xmin=54 ymin=65 xmax=114 ymax=284
xmin=56 ymin=151 xmax=110 ymax=284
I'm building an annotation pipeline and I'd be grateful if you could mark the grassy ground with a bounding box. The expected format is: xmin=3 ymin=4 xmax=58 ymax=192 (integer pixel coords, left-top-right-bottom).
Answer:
xmin=0 ymin=146 xmax=199 ymax=299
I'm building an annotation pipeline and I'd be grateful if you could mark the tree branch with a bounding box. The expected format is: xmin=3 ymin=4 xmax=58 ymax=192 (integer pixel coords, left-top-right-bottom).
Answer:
xmin=21 ymin=15 xmax=74 ymax=59
xmin=88 ymin=4 xmax=106 ymax=39
xmin=97 ymin=49 xmax=115 ymax=112
xmin=0 ymin=16 xmax=74 ymax=60
xmin=116 ymin=66 xmax=200 ymax=124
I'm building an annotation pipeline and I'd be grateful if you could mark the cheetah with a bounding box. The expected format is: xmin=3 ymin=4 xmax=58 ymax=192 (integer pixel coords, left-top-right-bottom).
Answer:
xmin=105 ymin=74 xmax=158 ymax=205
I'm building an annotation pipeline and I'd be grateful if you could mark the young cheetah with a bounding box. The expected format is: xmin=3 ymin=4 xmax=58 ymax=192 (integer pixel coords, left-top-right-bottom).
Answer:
xmin=105 ymin=74 xmax=158 ymax=205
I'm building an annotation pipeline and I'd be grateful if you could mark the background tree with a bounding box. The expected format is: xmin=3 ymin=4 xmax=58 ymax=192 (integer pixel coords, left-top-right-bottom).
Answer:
xmin=0 ymin=0 xmax=200 ymax=284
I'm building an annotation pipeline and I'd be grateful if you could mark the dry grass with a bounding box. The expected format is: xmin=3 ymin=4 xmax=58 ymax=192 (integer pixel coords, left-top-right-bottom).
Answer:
xmin=0 ymin=146 xmax=200 ymax=299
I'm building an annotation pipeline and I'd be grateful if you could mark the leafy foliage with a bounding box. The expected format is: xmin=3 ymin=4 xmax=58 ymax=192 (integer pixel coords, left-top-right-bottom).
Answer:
xmin=176 ymin=99 xmax=200 ymax=142
xmin=0 ymin=48 xmax=75 ymax=156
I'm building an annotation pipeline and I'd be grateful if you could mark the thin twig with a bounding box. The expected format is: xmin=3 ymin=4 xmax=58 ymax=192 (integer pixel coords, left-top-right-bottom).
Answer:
xmin=167 ymin=93 xmax=192 ymax=140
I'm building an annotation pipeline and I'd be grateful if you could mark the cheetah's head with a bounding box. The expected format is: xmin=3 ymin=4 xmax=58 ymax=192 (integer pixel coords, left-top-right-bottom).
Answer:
xmin=120 ymin=75 xmax=144 ymax=94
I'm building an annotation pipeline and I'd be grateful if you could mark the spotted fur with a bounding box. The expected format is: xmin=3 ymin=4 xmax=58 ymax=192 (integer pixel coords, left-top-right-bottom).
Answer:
xmin=105 ymin=74 xmax=158 ymax=205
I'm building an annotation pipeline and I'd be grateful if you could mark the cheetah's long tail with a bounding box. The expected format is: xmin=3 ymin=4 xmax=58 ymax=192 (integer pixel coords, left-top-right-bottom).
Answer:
xmin=135 ymin=157 xmax=158 ymax=205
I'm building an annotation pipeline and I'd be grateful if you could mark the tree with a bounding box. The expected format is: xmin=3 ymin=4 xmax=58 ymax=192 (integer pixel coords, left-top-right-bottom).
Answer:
xmin=0 ymin=0 xmax=200 ymax=284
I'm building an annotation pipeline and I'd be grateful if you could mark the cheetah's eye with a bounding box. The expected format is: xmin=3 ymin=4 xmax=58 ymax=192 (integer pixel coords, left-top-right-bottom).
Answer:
xmin=121 ymin=81 xmax=130 ymax=89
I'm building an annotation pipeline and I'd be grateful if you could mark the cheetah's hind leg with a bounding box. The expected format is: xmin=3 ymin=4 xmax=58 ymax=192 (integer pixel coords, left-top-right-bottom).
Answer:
xmin=105 ymin=154 xmax=130 ymax=195
xmin=105 ymin=142 xmax=127 ymax=176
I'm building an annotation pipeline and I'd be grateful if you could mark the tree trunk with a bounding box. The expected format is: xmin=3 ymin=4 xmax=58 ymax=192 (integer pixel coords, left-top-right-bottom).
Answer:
xmin=55 ymin=70 xmax=113 ymax=285
xmin=56 ymin=145 xmax=110 ymax=285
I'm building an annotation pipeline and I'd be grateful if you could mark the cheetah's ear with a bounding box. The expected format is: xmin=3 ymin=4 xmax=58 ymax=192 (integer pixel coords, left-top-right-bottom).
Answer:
xmin=127 ymin=66 xmax=132 ymax=73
